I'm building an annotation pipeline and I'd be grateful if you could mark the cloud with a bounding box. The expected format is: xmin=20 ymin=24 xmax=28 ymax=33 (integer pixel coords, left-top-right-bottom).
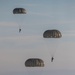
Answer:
xmin=25 ymin=4 xmax=39 ymax=7
xmin=0 ymin=35 xmax=42 ymax=42
xmin=63 ymin=33 xmax=75 ymax=37
xmin=58 ymin=20 xmax=75 ymax=24
xmin=46 ymin=20 xmax=75 ymax=25
xmin=0 ymin=22 xmax=17 ymax=27
xmin=0 ymin=35 xmax=43 ymax=49
xmin=62 ymin=30 xmax=75 ymax=37
xmin=28 ymin=12 xmax=52 ymax=17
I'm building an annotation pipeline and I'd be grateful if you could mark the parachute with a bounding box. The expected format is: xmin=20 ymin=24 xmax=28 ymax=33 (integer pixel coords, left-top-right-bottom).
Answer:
xmin=43 ymin=30 xmax=62 ymax=38
xmin=13 ymin=8 xmax=26 ymax=14
xmin=25 ymin=58 xmax=44 ymax=67
xmin=43 ymin=29 xmax=62 ymax=60
xmin=13 ymin=8 xmax=27 ymax=33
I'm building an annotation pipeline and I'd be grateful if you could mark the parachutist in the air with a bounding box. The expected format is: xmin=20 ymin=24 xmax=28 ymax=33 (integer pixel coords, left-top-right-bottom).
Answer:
xmin=19 ymin=28 xmax=21 ymax=33
xmin=51 ymin=57 xmax=54 ymax=62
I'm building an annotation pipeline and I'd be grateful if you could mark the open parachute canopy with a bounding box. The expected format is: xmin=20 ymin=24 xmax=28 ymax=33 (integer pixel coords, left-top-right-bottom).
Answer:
xmin=13 ymin=8 xmax=26 ymax=14
xmin=43 ymin=29 xmax=62 ymax=38
xmin=25 ymin=58 xmax=44 ymax=67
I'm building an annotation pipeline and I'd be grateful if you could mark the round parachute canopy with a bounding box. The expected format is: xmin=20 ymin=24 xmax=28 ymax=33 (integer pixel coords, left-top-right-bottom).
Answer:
xmin=43 ymin=29 xmax=62 ymax=38
xmin=13 ymin=8 xmax=26 ymax=14
xmin=25 ymin=58 xmax=44 ymax=67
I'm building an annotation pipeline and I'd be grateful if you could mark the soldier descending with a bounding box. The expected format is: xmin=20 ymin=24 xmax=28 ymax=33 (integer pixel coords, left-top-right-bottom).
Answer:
xmin=51 ymin=57 xmax=54 ymax=62
xmin=19 ymin=28 xmax=21 ymax=33
xmin=13 ymin=8 xmax=27 ymax=33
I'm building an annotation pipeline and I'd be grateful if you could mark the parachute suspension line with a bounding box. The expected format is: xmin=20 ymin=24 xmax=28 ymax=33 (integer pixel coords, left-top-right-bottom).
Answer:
xmin=13 ymin=8 xmax=27 ymax=33
xmin=44 ymin=40 xmax=56 ymax=57
xmin=43 ymin=29 xmax=62 ymax=62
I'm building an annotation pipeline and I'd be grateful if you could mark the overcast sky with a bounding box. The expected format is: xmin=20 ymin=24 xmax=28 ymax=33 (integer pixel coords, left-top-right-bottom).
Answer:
xmin=0 ymin=0 xmax=75 ymax=75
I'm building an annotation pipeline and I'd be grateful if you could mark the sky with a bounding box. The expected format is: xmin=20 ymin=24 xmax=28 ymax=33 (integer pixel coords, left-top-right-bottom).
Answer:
xmin=0 ymin=0 xmax=75 ymax=75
